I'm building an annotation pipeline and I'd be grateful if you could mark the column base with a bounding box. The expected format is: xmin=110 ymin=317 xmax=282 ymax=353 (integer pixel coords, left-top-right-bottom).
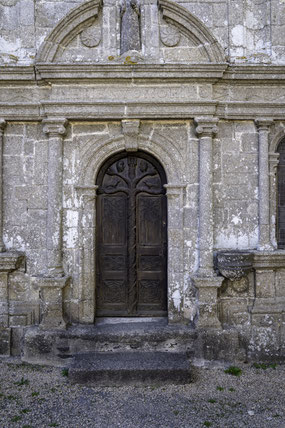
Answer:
xmin=34 ymin=276 xmax=70 ymax=330
xmin=191 ymin=275 xmax=224 ymax=329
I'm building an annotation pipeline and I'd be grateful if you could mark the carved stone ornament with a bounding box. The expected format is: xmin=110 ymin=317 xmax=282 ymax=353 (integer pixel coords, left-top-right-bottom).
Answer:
xmin=80 ymin=25 xmax=101 ymax=48
xmin=160 ymin=23 xmax=181 ymax=47
xmin=216 ymin=251 xmax=253 ymax=281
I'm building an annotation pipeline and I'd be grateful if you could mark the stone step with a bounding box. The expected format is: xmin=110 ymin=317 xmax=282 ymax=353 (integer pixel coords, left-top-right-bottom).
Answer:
xmin=68 ymin=351 xmax=192 ymax=386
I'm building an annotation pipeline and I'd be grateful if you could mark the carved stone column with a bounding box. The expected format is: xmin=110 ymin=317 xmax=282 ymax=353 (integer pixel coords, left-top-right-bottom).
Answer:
xmin=0 ymin=119 xmax=6 ymax=253
xmin=40 ymin=118 xmax=69 ymax=330
xmin=76 ymin=185 xmax=98 ymax=324
xmin=192 ymin=117 xmax=223 ymax=329
xmin=43 ymin=118 xmax=68 ymax=277
xmin=164 ymin=184 xmax=186 ymax=322
xmin=269 ymin=151 xmax=280 ymax=248
xmin=194 ymin=117 xmax=218 ymax=276
xmin=255 ymin=119 xmax=274 ymax=250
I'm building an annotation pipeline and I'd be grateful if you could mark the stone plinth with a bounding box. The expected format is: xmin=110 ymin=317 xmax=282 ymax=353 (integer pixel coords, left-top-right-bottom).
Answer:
xmin=192 ymin=275 xmax=224 ymax=329
xmin=34 ymin=276 xmax=70 ymax=330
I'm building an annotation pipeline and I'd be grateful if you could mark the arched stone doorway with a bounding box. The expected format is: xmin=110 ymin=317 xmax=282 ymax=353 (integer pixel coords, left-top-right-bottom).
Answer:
xmin=95 ymin=151 xmax=167 ymax=317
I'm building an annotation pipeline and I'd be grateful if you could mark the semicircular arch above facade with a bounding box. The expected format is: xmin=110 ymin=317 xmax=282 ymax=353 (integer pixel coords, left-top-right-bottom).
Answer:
xmin=36 ymin=0 xmax=225 ymax=64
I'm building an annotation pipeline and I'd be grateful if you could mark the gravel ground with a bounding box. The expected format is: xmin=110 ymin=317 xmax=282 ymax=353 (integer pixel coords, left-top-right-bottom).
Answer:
xmin=0 ymin=359 xmax=284 ymax=428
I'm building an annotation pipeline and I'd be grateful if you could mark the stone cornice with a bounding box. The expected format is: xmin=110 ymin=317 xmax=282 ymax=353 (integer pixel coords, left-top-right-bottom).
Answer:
xmin=1 ymin=64 xmax=285 ymax=83
xmin=253 ymin=251 xmax=285 ymax=269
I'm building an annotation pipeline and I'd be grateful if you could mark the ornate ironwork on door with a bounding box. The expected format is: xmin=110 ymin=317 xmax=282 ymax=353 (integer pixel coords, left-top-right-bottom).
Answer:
xmin=96 ymin=152 xmax=167 ymax=316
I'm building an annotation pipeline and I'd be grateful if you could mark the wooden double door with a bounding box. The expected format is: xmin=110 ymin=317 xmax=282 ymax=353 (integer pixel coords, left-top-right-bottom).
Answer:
xmin=96 ymin=152 xmax=167 ymax=317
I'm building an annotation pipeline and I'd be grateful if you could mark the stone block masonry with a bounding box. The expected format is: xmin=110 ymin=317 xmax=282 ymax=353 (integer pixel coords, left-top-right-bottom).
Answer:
xmin=0 ymin=0 xmax=285 ymax=363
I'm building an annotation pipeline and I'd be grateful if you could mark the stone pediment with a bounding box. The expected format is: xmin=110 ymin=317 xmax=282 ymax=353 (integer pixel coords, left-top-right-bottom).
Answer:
xmin=36 ymin=0 xmax=225 ymax=64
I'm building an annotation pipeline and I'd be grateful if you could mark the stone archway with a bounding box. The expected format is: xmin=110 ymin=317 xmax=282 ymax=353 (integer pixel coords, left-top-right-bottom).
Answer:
xmin=75 ymin=126 xmax=187 ymax=324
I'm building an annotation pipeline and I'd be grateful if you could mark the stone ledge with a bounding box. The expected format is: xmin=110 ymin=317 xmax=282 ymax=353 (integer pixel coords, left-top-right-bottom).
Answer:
xmin=0 ymin=252 xmax=25 ymax=273
xmin=253 ymin=251 xmax=285 ymax=269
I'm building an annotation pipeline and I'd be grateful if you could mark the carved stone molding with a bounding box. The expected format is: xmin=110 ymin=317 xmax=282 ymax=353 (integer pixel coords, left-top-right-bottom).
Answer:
xmin=122 ymin=119 xmax=140 ymax=151
xmin=37 ymin=0 xmax=102 ymax=62
xmin=253 ymin=251 xmax=285 ymax=270
xmin=158 ymin=0 xmax=225 ymax=62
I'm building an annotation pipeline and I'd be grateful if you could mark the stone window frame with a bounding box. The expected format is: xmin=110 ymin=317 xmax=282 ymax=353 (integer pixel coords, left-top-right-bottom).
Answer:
xmin=269 ymin=127 xmax=285 ymax=248
xmin=74 ymin=130 xmax=187 ymax=323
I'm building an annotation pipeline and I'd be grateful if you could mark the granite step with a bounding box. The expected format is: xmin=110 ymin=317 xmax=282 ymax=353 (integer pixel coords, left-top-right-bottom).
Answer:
xmin=68 ymin=351 xmax=192 ymax=386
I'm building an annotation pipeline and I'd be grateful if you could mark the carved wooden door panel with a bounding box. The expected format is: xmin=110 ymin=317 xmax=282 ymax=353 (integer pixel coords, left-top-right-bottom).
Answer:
xmin=96 ymin=152 xmax=167 ymax=316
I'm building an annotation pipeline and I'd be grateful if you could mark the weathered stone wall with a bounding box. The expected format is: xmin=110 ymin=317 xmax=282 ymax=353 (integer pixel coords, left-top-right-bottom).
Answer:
xmin=0 ymin=0 xmax=285 ymax=65
xmin=0 ymin=0 xmax=285 ymax=362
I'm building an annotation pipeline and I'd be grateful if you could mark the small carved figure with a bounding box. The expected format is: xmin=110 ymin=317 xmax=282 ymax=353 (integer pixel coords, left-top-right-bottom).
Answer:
xmin=120 ymin=0 xmax=141 ymax=55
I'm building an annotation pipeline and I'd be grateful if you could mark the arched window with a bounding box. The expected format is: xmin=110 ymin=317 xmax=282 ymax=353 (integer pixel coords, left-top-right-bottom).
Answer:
xmin=277 ymin=138 xmax=285 ymax=248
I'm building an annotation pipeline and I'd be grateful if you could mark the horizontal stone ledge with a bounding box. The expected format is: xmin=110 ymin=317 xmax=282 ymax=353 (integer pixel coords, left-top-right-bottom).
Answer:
xmin=2 ymin=64 xmax=285 ymax=83
xmin=0 ymin=252 xmax=25 ymax=272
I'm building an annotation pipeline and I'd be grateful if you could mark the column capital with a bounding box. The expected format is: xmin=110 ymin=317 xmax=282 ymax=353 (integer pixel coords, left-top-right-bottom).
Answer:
xmin=42 ymin=117 xmax=68 ymax=136
xmin=255 ymin=119 xmax=274 ymax=131
xmin=0 ymin=119 xmax=6 ymax=134
xmin=194 ymin=117 xmax=219 ymax=137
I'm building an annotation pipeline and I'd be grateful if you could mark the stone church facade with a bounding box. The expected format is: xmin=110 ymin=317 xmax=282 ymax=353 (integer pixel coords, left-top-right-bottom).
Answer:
xmin=0 ymin=0 xmax=285 ymax=363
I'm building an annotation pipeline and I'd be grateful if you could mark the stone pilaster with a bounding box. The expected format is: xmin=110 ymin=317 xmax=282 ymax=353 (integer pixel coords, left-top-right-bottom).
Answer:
xmin=164 ymin=183 xmax=186 ymax=322
xmin=194 ymin=117 xmax=218 ymax=276
xmin=141 ymin=0 xmax=160 ymax=59
xmin=102 ymin=0 xmax=119 ymax=58
xmin=269 ymin=151 xmax=280 ymax=248
xmin=192 ymin=117 xmax=223 ymax=329
xmin=40 ymin=118 xmax=69 ymax=330
xmin=76 ymin=185 xmax=98 ymax=323
xmin=43 ymin=117 xmax=68 ymax=277
xmin=255 ymin=119 xmax=274 ymax=250
xmin=0 ymin=119 xmax=6 ymax=253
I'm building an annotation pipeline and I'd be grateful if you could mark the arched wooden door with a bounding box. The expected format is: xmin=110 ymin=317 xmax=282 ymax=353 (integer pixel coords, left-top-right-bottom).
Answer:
xmin=96 ymin=151 xmax=167 ymax=317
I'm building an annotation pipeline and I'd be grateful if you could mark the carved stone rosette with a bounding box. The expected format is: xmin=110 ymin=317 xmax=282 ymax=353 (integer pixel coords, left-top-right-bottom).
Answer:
xmin=160 ymin=22 xmax=180 ymax=47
